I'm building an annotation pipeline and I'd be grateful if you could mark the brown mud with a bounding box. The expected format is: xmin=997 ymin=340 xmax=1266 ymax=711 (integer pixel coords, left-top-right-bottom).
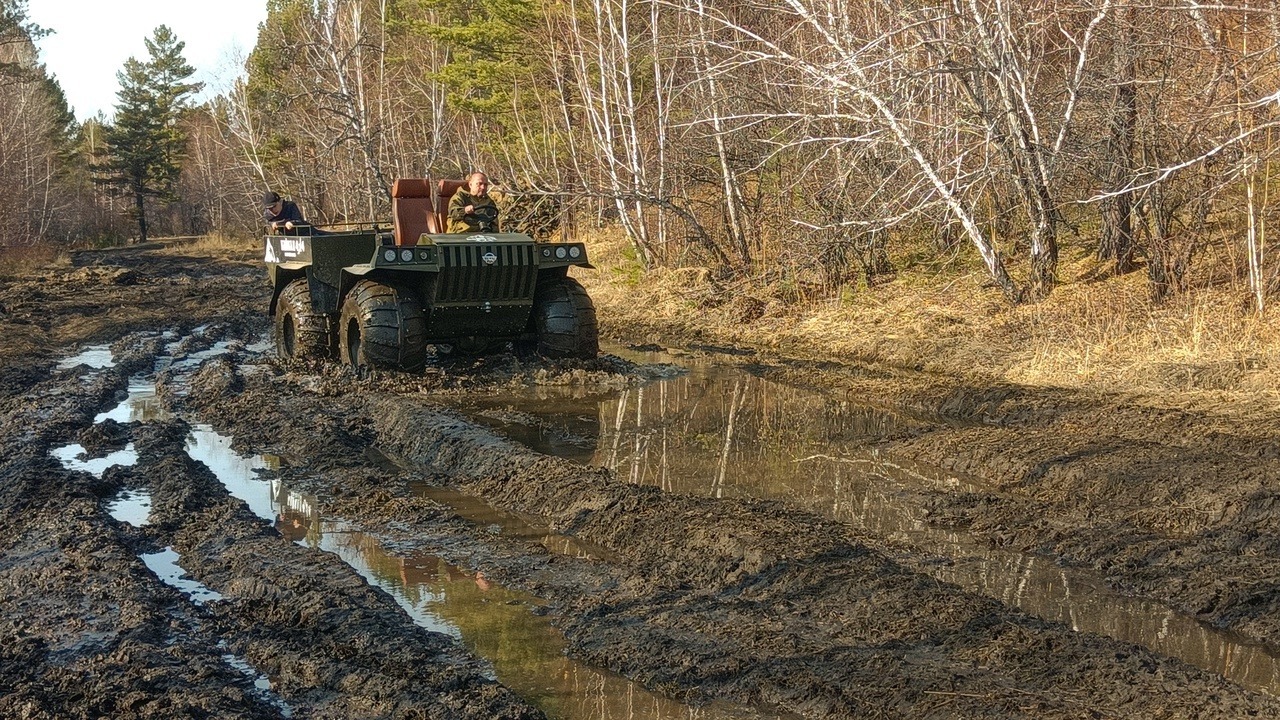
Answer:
xmin=2 ymin=244 xmax=1279 ymax=718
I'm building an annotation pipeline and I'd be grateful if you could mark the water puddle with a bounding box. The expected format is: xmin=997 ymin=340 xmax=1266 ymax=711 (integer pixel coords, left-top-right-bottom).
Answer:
xmin=138 ymin=545 xmax=292 ymax=713
xmin=315 ymin=523 xmax=786 ymax=719
xmin=50 ymin=442 xmax=138 ymax=478
xmin=57 ymin=344 xmax=114 ymax=370
xmin=363 ymin=447 xmax=611 ymax=560
xmin=185 ymin=425 xmax=280 ymax=520
xmin=411 ymin=481 xmax=610 ymax=561
xmin=138 ymin=547 xmax=224 ymax=605
xmin=218 ymin=640 xmax=295 ymax=717
xmin=449 ymin=343 xmax=1280 ymax=696
xmin=106 ymin=489 xmax=152 ymax=526
xmin=187 ymin=424 xmax=785 ymax=718
xmin=95 ymin=376 xmax=171 ymax=423
xmin=168 ymin=341 xmax=235 ymax=372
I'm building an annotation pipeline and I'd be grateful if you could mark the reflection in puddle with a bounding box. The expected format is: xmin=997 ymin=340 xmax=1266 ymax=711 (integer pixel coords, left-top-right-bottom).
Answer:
xmin=139 ymin=547 xmax=224 ymax=604
xmin=218 ymin=640 xmax=294 ymax=717
xmin=106 ymin=489 xmax=152 ymax=526
xmin=95 ymin=376 xmax=171 ymax=423
xmin=460 ymin=343 xmax=1280 ymax=696
xmin=57 ymin=345 xmax=114 ymax=370
xmin=185 ymin=425 xmax=278 ymax=520
xmin=167 ymin=341 xmax=235 ymax=372
xmin=189 ymin=426 xmax=784 ymax=719
xmin=411 ymin=482 xmax=610 ymax=561
xmin=51 ymin=442 xmax=138 ymax=478
xmin=314 ymin=525 xmax=786 ymax=719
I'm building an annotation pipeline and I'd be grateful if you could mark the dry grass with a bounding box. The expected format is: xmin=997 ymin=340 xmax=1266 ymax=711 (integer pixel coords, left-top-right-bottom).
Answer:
xmin=578 ymin=226 xmax=1280 ymax=404
xmin=158 ymin=233 xmax=259 ymax=256
xmin=0 ymin=243 xmax=70 ymax=277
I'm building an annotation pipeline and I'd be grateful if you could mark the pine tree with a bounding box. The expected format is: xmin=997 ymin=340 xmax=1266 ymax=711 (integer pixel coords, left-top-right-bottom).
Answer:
xmin=396 ymin=0 xmax=537 ymax=115
xmin=102 ymin=25 xmax=202 ymax=243
xmin=1 ymin=0 xmax=45 ymax=84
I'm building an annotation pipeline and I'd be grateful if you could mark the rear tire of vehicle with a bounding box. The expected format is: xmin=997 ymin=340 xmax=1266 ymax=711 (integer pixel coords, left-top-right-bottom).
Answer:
xmin=275 ymin=278 xmax=333 ymax=360
xmin=523 ymin=277 xmax=598 ymax=359
xmin=337 ymin=280 xmax=427 ymax=373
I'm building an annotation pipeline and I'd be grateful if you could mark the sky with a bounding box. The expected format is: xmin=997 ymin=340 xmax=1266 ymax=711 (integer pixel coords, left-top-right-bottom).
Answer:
xmin=27 ymin=0 xmax=270 ymax=122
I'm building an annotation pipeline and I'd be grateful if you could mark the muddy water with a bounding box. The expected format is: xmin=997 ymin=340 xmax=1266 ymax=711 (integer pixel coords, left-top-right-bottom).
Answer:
xmin=56 ymin=344 xmax=114 ymax=370
xmin=451 ymin=344 xmax=1280 ymax=696
xmin=184 ymin=421 xmax=785 ymax=719
xmin=106 ymin=489 xmax=153 ymax=525
xmin=50 ymin=442 xmax=138 ymax=477
xmin=139 ymin=547 xmax=226 ymax=605
xmin=315 ymin=527 xmax=780 ymax=720
xmin=83 ymin=363 xmax=691 ymax=715
xmin=96 ymin=376 xmax=169 ymax=423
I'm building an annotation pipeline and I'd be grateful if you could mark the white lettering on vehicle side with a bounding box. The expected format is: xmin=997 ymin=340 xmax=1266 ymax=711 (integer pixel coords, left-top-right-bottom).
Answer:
xmin=280 ymin=238 xmax=306 ymax=256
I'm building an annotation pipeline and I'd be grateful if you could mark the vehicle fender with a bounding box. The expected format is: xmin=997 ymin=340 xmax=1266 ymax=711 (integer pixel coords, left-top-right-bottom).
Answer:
xmin=268 ymin=267 xmax=306 ymax=317
xmin=337 ymin=267 xmax=371 ymax=308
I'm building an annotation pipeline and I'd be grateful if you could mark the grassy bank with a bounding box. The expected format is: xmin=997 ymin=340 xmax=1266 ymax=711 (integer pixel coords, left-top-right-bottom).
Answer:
xmin=576 ymin=227 xmax=1280 ymax=408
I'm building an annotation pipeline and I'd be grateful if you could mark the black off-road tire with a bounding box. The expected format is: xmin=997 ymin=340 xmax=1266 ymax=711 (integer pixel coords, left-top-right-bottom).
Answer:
xmin=520 ymin=277 xmax=599 ymax=360
xmin=337 ymin=280 xmax=427 ymax=373
xmin=275 ymin=278 xmax=333 ymax=360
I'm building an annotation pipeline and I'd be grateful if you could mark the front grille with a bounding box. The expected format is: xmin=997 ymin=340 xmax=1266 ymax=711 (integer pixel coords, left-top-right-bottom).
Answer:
xmin=438 ymin=243 xmax=537 ymax=301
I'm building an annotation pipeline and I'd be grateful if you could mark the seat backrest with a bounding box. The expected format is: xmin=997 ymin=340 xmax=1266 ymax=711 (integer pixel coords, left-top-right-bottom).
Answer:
xmin=430 ymin=179 xmax=468 ymax=233
xmin=392 ymin=178 xmax=432 ymax=246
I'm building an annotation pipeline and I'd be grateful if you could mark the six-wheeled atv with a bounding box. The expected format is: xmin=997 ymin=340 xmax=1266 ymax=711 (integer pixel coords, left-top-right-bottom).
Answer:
xmin=264 ymin=178 xmax=598 ymax=372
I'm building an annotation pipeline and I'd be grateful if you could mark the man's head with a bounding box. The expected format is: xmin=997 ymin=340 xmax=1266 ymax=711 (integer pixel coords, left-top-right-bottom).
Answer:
xmin=466 ymin=172 xmax=489 ymax=197
xmin=263 ymin=191 xmax=282 ymax=212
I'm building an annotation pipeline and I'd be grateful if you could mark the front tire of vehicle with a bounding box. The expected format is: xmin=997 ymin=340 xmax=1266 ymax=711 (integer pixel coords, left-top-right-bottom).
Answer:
xmin=522 ymin=276 xmax=598 ymax=360
xmin=337 ymin=280 xmax=427 ymax=373
xmin=275 ymin=278 xmax=333 ymax=360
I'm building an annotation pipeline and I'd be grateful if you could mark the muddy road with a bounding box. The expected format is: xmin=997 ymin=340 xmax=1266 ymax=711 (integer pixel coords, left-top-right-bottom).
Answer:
xmin=3 ymin=243 xmax=1280 ymax=718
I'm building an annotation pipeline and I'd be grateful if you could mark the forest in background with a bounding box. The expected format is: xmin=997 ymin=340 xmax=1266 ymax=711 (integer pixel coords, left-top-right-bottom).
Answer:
xmin=5 ymin=0 xmax=1280 ymax=310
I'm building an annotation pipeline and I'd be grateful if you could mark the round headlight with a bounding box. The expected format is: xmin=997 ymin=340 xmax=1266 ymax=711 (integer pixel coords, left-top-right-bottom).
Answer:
xmin=555 ymin=246 xmax=567 ymax=259
xmin=400 ymin=248 xmax=414 ymax=262
xmin=419 ymin=250 xmax=430 ymax=260
xmin=383 ymin=248 xmax=397 ymax=262
xmin=542 ymin=248 xmax=551 ymax=257
xmin=568 ymin=246 xmax=581 ymax=258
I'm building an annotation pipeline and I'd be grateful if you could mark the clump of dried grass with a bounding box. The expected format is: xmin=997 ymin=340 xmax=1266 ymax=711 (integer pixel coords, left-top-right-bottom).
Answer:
xmin=160 ymin=232 xmax=258 ymax=256
xmin=579 ymin=227 xmax=1280 ymax=402
xmin=0 ymin=243 xmax=69 ymax=276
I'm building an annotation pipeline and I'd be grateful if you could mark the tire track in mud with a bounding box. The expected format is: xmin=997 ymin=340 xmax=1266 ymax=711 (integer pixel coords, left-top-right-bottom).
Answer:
xmin=131 ymin=418 xmax=542 ymax=719
xmin=0 ymin=334 xmax=284 ymax=719
xmin=6 ymin=246 xmax=1280 ymax=718
xmin=760 ymin=362 xmax=1280 ymax=649
xmin=176 ymin=349 xmax=1280 ymax=719
xmin=0 ymin=327 xmax=544 ymax=719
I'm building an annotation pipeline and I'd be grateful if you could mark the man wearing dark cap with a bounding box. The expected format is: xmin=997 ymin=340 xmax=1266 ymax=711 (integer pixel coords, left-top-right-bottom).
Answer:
xmin=263 ymin=191 xmax=309 ymax=235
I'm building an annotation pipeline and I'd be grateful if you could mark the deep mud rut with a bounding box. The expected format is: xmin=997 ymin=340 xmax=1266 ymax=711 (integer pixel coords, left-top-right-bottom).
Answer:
xmin=3 ymin=244 xmax=1280 ymax=719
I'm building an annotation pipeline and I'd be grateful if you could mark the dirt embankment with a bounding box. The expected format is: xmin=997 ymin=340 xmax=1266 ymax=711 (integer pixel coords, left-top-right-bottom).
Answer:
xmin=3 ymin=243 xmax=1280 ymax=718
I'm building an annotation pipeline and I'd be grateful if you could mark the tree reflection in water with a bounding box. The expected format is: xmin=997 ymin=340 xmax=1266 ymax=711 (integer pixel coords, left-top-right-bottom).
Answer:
xmin=488 ymin=345 xmax=1280 ymax=697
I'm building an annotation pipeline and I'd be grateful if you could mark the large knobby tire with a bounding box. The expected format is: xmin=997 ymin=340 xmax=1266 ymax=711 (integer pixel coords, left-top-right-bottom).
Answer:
xmin=337 ymin=280 xmax=427 ymax=373
xmin=523 ymin=277 xmax=599 ymax=359
xmin=275 ymin=278 xmax=333 ymax=360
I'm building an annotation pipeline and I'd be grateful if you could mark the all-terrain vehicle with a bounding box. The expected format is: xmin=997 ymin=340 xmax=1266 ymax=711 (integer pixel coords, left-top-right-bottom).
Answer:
xmin=264 ymin=178 xmax=598 ymax=372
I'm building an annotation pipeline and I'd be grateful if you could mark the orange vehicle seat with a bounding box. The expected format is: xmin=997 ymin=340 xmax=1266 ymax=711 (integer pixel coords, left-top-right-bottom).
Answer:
xmin=429 ymin=179 xmax=468 ymax=233
xmin=391 ymin=178 xmax=432 ymax=246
